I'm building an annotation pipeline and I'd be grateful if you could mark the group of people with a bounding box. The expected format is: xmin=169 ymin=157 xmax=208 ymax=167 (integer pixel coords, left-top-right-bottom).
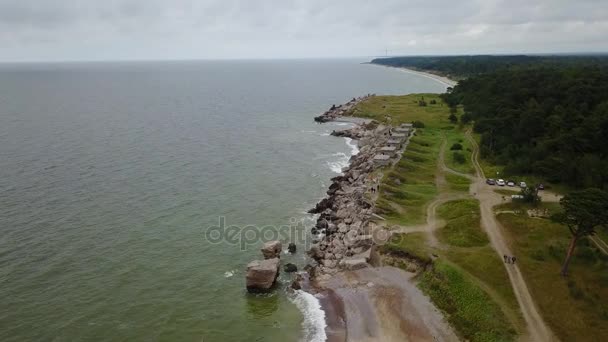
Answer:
xmin=503 ymin=255 xmax=517 ymax=264
xmin=370 ymin=185 xmax=380 ymax=193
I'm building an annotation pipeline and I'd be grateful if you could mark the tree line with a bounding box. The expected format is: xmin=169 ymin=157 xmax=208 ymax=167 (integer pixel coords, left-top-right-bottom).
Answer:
xmin=441 ymin=65 xmax=608 ymax=190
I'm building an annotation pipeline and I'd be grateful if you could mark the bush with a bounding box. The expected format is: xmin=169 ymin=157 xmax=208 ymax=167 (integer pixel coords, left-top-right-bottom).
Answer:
xmin=449 ymin=113 xmax=458 ymax=123
xmin=418 ymin=100 xmax=428 ymax=107
xmin=453 ymin=152 xmax=466 ymax=164
xmin=412 ymin=120 xmax=425 ymax=128
xmin=430 ymin=99 xmax=437 ymax=105
xmin=450 ymin=143 xmax=463 ymax=151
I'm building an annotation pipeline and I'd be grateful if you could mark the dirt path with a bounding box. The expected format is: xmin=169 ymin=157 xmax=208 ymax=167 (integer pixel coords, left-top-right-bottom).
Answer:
xmin=391 ymin=137 xmax=470 ymax=246
xmin=466 ymin=131 xmax=557 ymax=342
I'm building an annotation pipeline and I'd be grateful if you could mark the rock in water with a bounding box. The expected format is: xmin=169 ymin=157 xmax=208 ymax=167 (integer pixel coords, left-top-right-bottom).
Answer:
xmin=261 ymin=241 xmax=282 ymax=259
xmin=284 ymin=263 xmax=298 ymax=273
xmin=288 ymin=243 xmax=297 ymax=254
xmin=246 ymin=258 xmax=280 ymax=293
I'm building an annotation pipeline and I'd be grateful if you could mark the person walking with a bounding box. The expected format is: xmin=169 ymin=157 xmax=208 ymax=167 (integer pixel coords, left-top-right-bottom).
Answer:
xmin=511 ymin=256 xmax=516 ymax=264
xmin=503 ymin=255 xmax=508 ymax=263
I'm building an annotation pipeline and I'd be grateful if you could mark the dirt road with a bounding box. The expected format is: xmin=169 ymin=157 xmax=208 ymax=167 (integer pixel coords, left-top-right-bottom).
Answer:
xmin=466 ymin=131 xmax=557 ymax=342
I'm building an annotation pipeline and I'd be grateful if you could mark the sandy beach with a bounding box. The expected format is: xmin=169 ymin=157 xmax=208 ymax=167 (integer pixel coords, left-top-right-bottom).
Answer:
xmin=366 ymin=63 xmax=457 ymax=88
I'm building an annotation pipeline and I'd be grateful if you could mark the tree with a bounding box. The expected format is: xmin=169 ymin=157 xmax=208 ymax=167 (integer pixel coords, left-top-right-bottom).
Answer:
xmin=520 ymin=186 xmax=541 ymax=205
xmin=453 ymin=152 xmax=466 ymax=164
xmin=461 ymin=113 xmax=472 ymax=124
xmin=555 ymin=188 xmax=608 ymax=276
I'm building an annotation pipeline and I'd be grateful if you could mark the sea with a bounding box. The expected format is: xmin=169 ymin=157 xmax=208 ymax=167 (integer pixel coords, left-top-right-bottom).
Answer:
xmin=0 ymin=59 xmax=447 ymax=341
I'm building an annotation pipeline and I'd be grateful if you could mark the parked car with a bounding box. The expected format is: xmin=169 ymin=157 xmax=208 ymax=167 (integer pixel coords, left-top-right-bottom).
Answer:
xmin=511 ymin=195 xmax=524 ymax=200
xmin=519 ymin=181 xmax=527 ymax=188
xmin=507 ymin=180 xmax=516 ymax=187
xmin=538 ymin=183 xmax=544 ymax=190
xmin=486 ymin=178 xmax=496 ymax=185
xmin=497 ymin=179 xmax=506 ymax=186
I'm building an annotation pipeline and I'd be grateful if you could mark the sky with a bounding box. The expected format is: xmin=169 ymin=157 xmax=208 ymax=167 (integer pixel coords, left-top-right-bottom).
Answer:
xmin=1 ymin=0 xmax=607 ymax=62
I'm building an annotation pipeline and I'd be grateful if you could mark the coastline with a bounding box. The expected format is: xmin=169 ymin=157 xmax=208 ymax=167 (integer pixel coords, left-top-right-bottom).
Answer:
xmin=301 ymin=95 xmax=458 ymax=341
xmin=366 ymin=63 xmax=458 ymax=88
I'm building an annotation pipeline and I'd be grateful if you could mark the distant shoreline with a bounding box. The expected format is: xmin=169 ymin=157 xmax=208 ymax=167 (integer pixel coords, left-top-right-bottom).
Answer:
xmin=366 ymin=62 xmax=457 ymax=88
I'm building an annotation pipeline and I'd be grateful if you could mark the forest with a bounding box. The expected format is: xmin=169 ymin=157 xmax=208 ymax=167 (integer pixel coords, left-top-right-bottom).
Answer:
xmin=371 ymin=55 xmax=608 ymax=79
xmin=440 ymin=65 xmax=608 ymax=189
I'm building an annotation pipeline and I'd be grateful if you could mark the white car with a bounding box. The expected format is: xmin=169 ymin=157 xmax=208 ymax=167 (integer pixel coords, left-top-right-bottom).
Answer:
xmin=497 ymin=179 xmax=506 ymax=186
xmin=520 ymin=182 xmax=527 ymax=188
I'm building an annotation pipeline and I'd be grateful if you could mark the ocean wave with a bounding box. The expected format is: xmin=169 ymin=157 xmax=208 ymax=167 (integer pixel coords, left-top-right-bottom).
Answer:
xmin=290 ymin=291 xmax=327 ymax=342
xmin=344 ymin=137 xmax=360 ymax=156
xmin=326 ymin=152 xmax=349 ymax=174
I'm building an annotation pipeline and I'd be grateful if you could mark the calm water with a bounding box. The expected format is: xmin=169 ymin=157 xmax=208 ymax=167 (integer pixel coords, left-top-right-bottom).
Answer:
xmin=0 ymin=59 xmax=446 ymax=341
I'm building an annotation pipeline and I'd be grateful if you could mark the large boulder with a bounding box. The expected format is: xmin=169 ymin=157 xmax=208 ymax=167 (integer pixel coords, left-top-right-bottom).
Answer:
xmin=261 ymin=241 xmax=282 ymax=259
xmin=246 ymin=258 xmax=280 ymax=293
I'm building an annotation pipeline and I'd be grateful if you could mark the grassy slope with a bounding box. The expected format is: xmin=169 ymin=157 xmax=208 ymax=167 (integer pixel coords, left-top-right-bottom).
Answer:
xmin=435 ymin=199 xmax=522 ymax=340
xmin=376 ymin=129 xmax=441 ymax=226
xmin=497 ymin=205 xmax=608 ymax=341
xmin=352 ymin=94 xmax=521 ymax=341
xmin=359 ymin=94 xmax=453 ymax=226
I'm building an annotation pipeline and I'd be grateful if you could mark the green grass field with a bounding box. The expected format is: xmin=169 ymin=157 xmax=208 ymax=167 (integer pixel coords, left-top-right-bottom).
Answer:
xmin=497 ymin=205 xmax=608 ymax=341
xmin=419 ymin=260 xmax=517 ymax=342
xmin=376 ymin=129 xmax=442 ymax=226
xmin=353 ymin=93 xmax=453 ymax=128
xmin=444 ymin=130 xmax=475 ymax=174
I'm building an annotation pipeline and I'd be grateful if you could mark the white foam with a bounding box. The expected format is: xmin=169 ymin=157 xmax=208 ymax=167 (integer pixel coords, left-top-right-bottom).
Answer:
xmin=344 ymin=137 xmax=360 ymax=156
xmin=290 ymin=291 xmax=327 ymax=342
xmin=319 ymin=133 xmax=330 ymax=136
xmin=224 ymin=270 xmax=235 ymax=278
xmin=326 ymin=152 xmax=349 ymax=174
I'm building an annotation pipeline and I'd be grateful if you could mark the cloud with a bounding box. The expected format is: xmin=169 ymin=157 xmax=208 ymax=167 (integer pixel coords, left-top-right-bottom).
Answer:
xmin=0 ymin=0 xmax=606 ymax=61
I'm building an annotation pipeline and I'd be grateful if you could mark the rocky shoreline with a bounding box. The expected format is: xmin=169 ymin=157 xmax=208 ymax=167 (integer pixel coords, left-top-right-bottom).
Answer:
xmin=305 ymin=99 xmax=412 ymax=282
xmin=313 ymin=95 xmax=375 ymax=123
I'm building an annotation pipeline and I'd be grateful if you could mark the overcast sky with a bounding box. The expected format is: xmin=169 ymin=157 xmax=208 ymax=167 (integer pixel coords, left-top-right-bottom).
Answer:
xmin=1 ymin=0 xmax=607 ymax=62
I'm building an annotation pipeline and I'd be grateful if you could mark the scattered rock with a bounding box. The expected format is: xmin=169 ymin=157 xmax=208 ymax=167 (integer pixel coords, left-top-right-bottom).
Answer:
xmin=261 ymin=241 xmax=282 ymax=259
xmin=288 ymin=243 xmax=297 ymax=254
xmin=284 ymin=263 xmax=298 ymax=273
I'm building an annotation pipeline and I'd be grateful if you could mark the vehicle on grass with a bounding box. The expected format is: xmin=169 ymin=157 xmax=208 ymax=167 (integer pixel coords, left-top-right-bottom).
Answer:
xmin=507 ymin=180 xmax=516 ymax=187
xmin=520 ymin=181 xmax=527 ymax=188
xmin=486 ymin=178 xmax=496 ymax=185
xmin=497 ymin=179 xmax=506 ymax=186
xmin=538 ymin=183 xmax=544 ymax=190
xmin=511 ymin=195 xmax=524 ymax=200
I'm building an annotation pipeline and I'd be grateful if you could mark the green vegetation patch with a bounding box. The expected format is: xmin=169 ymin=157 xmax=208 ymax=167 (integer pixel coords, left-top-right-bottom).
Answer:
xmin=419 ymin=260 xmax=517 ymax=342
xmin=353 ymin=94 xmax=452 ymax=129
xmin=375 ymin=129 xmax=442 ymax=226
xmin=437 ymin=199 xmax=488 ymax=247
xmin=379 ymin=232 xmax=432 ymax=264
xmin=445 ymin=173 xmax=470 ymax=193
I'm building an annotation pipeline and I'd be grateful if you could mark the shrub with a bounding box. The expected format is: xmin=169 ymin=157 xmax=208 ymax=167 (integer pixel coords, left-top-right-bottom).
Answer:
xmin=430 ymin=99 xmax=437 ymax=105
xmin=450 ymin=143 xmax=463 ymax=150
xmin=449 ymin=113 xmax=458 ymax=123
xmin=453 ymin=152 xmax=466 ymax=164
xmin=412 ymin=120 xmax=425 ymax=128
